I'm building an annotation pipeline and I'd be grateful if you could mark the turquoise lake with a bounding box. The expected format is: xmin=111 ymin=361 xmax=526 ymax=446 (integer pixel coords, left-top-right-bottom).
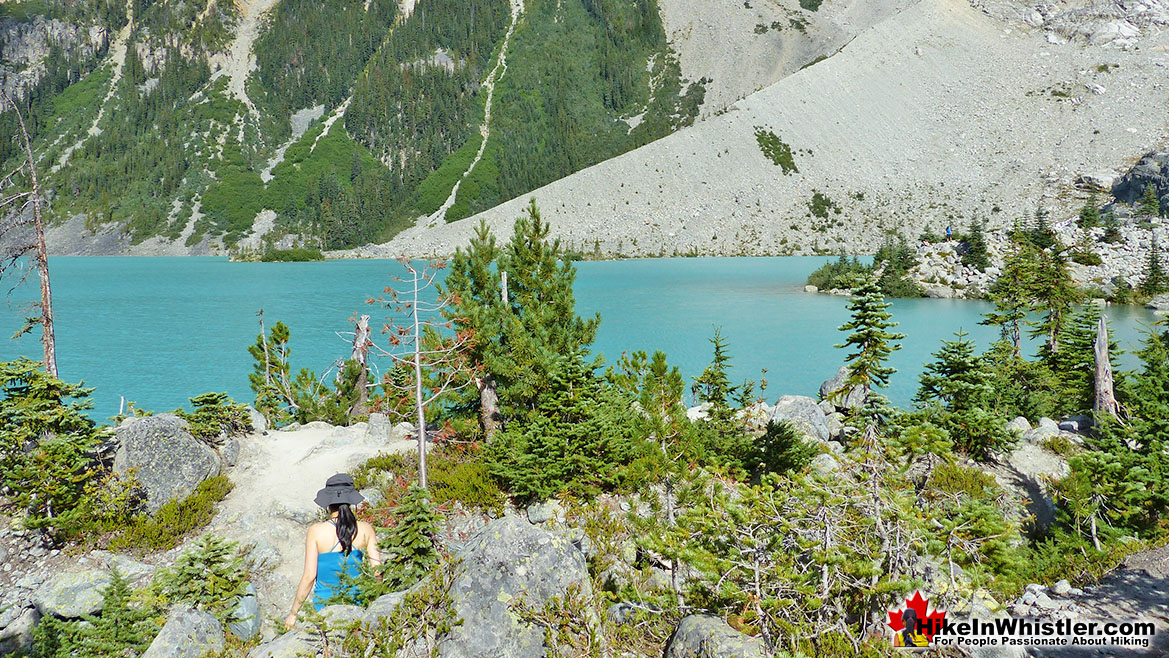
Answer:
xmin=0 ymin=256 xmax=1160 ymax=420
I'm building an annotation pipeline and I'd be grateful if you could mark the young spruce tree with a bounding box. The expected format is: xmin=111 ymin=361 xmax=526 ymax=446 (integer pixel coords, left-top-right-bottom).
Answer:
xmin=836 ymin=274 xmax=905 ymax=433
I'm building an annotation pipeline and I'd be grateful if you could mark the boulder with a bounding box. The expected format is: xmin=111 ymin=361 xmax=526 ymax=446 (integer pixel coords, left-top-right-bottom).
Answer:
xmin=824 ymin=412 xmax=845 ymax=441
xmin=810 ymin=453 xmax=840 ymax=476
xmin=804 ymin=284 xmax=818 ymax=293
xmin=1146 ymin=293 xmax=1169 ymax=313
xmin=664 ymin=614 xmax=769 ymax=658
xmin=1112 ymin=150 xmax=1168 ymax=211
xmin=364 ymin=591 xmax=408 ymax=626
xmin=245 ymin=405 xmax=268 ymax=433
xmin=227 ymin=583 xmax=261 ymax=640
xmin=0 ymin=607 xmax=38 ymax=655
xmin=221 ymin=437 xmax=241 ymax=467
xmin=769 ymin=395 xmax=830 ymax=443
xmin=1022 ymin=417 xmax=1059 ymax=444
xmin=391 ymin=422 xmax=417 ymax=442
xmin=113 ymin=414 xmax=220 ymax=513
xmin=526 ymin=499 xmax=564 ymax=525
xmin=818 ymin=366 xmax=865 ymax=411
xmin=1059 ymin=415 xmax=1093 ymax=434
xmin=142 ymin=607 xmax=224 ymax=658
xmin=34 ymin=569 xmax=110 ymax=618
xmin=248 ymin=631 xmax=317 ymax=658
xmin=1006 ymin=417 xmax=1031 ymax=435
xmin=366 ymin=412 xmax=391 ymax=440
xmin=687 ymin=403 xmax=712 ymax=422
xmin=437 ymin=515 xmax=591 ymax=658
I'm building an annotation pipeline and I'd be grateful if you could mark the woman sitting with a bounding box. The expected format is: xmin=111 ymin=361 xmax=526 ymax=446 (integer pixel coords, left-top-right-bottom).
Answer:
xmin=285 ymin=473 xmax=381 ymax=628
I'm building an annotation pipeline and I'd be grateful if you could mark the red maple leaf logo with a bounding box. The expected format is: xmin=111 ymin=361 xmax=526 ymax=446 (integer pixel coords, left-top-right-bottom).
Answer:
xmin=887 ymin=590 xmax=947 ymax=641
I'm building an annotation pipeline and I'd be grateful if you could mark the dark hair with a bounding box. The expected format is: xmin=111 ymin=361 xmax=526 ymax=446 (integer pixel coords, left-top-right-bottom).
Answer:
xmin=901 ymin=607 xmax=920 ymax=638
xmin=329 ymin=503 xmax=357 ymax=555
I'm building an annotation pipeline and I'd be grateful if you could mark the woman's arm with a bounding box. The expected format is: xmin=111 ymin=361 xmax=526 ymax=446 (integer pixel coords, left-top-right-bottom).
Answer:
xmin=362 ymin=521 xmax=382 ymax=567
xmin=285 ymin=528 xmax=319 ymax=628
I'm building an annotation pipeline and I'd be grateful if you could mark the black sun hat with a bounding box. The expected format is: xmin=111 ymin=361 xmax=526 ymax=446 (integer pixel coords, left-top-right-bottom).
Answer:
xmin=314 ymin=473 xmax=366 ymax=509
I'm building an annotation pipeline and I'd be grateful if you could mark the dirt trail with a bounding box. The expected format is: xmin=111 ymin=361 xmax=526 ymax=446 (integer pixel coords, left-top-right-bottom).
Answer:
xmin=53 ymin=0 xmax=133 ymax=172
xmin=423 ymin=0 xmax=523 ymax=227
xmin=206 ymin=423 xmax=415 ymax=622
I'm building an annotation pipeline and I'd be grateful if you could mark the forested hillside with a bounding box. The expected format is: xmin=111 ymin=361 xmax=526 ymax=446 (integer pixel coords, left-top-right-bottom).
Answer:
xmin=0 ymin=0 xmax=707 ymax=253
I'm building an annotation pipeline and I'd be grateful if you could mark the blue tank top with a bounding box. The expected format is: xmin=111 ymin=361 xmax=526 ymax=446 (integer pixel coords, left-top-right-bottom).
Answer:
xmin=313 ymin=522 xmax=365 ymax=610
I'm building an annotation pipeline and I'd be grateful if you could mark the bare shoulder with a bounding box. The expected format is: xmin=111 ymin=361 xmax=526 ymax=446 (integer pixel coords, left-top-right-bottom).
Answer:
xmin=306 ymin=521 xmax=331 ymax=538
xmin=358 ymin=520 xmax=377 ymax=544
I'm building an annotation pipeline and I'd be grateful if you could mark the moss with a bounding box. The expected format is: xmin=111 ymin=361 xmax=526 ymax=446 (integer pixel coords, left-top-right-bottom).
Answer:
xmin=928 ymin=463 xmax=999 ymax=499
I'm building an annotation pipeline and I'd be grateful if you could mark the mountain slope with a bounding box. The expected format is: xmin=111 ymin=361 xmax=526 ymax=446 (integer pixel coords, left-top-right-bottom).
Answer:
xmin=348 ymin=0 xmax=1169 ymax=258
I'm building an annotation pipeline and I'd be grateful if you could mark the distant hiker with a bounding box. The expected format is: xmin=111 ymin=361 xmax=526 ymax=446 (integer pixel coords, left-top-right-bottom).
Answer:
xmin=945 ymin=225 xmax=952 ymax=240
xmin=285 ymin=473 xmax=381 ymax=628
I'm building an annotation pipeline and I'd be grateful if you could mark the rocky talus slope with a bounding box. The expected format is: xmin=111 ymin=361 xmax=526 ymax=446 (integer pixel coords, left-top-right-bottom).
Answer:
xmin=344 ymin=0 xmax=1169 ymax=260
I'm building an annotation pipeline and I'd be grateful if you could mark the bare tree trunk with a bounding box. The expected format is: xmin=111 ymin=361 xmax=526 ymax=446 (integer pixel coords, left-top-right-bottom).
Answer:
xmin=350 ymin=314 xmax=371 ymax=418
xmin=258 ymin=310 xmax=271 ymax=387
xmin=6 ymin=94 xmax=56 ymax=376
xmin=478 ymin=269 xmax=508 ymax=441
xmin=413 ymin=283 xmax=428 ymax=489
xmin=1094 ymin=315 xmax=1119 ymax=418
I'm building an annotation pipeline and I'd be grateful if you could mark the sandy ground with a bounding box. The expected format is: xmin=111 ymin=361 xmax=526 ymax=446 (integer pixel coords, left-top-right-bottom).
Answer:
xmin=204 ymin=423 xmax=416 ymax=624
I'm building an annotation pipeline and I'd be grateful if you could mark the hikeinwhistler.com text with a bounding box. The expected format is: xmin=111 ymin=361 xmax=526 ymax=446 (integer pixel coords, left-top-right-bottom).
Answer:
xmin=922 ymin=617 xmax=1156 ymax=649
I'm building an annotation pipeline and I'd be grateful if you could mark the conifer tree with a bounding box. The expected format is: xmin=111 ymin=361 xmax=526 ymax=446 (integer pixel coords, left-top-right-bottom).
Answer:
xmin=1078 ymin=193 xmax=1101 ymax=229
xmin=378 ymin=484 xmax=440 ymax=592
xmin=1138 ymin=237 xmax=1168 ymax=297
xmin=961 ymin=220 xmax=990 ymax=271
xmin=1030 ymin=206 xmax=1056 ymax=250
xmin=982 ymin=238 xmax=1039 ymax=355
xmin=247 ymin=315 xmax=295 ymax=425
xmin=1102 ymin=210 xmax=1122 ymax=244
xmin=34 ymin=569 xmax=160 ymax=658
xmin=836 ymin=274 xmax=905 ymax=431
xmin=1028 ymin=249 xmax=1082 ymax=353
xmin=1139 ymin=183 xmax=1162 ymax=217
xmin=692 ymin=328 xmax=738 ymax=424
xmin=915 ymin=330 xmax=993 ymax=412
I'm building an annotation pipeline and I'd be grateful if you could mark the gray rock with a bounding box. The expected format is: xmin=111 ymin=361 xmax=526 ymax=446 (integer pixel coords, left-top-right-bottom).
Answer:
xmin=825 ymin=412 xmax=845 ymax=441
xmin=390 ymin=422 xmax=417 ymax=442
xmin=221 ymin=438 xmax=241 ymax=467
xmin=142 ymin=607 xmax=224 ymax=658
xmin=1022 ymin=420 xmax=1059 ymax=444
xmin=359 ymin=487 xmax=384 ymax=507
xmin=366 ymin=412 xmax=391 ymax=440
xmin=320 ymin=604 xmax=365 ymax=627
xmin=526 ymin=499 xmax=564 ymax=524
xmin=1113 ymin=150 xmax=1168 ymax=213
xmin=1147 ymin=293 xmax=1169 ymax=312
xmin=364 ymin=591 xmax=408 ymax=626
xmin=245 ymin=405 xmax=268 ymax=433
xmin=607 ymin=602 xmax=637 ymax=625
xmin=1059 ymin=415 xmax=1093 ymax=434
xmin=769 ymin=395 xmax=830 ymax=443
xmin=0 ymin=607 xmax=39 ymax=655
xmin=34 ymin=569 xmax=110 ymax=618
xmin=664 ymin=614 xmax=768 ymax=658
xmin=686 ymin=403 xmax=712 ymax=422
xmin=804 ymin=284 xmax=818 ymax=293
xmin=818 ymin=366 xmax=866 ymax=411
xmin=925 ymin=285 xmax=955 ymax=299
xmin=90 ymin=551 xmax=156 ymax=587
xmin=1053 ymin=579 xmax=1072 ymax=595
xmin=817 ymin=399 xmax=835 ymax=415
xmin=113 ymin=414 xmax=221 ymax=513
xmin=227 ymin=583 xmax=261 ymax=640
xmin=437 ymin=515 xmax=591 ymax=658
xmin=810 ymin=453 xmax=840 ymax=476
xmin=1006 ymin=416 xmax=1031 ymax=434
xmin=248 ymin=631 xmax=317 ymax=658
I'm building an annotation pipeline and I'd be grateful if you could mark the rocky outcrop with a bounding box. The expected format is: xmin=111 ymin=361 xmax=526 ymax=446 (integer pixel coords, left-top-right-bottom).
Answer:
xmin=0 ymin=606 xmax=38 ymax=654
xmin=113 ymin=414 xmax=221 ymax=512
xmin=769 ymin=395 xmax=830 ymax=443
xmin=437 ymin=515 xmax=592 ymax=658
xmin=819 ymin=366 xmax=866 ymax=411
xmin=142 ymin=607 xmax=224 ymax=658
xmin=664 ymin=614 xmax=769 ymax=658
xmin=227 ymin=583 xmax=261 ymax=640
xmin=0 ymin=15 xmax=110 ymax=102
xmin=33 ymin=569 xmax=110 ymax=618
xmin=1113 ymin=150 xmax=1168 ymax=211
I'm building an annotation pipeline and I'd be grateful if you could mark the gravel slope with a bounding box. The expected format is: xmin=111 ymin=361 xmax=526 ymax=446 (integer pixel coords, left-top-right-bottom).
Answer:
xmin=342 ymin=0 xmax=1169 ymax=260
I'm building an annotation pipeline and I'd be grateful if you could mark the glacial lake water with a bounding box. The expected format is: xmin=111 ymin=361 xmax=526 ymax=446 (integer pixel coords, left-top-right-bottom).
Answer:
xmin=0 ymin=256 xmax=1161 ymax=421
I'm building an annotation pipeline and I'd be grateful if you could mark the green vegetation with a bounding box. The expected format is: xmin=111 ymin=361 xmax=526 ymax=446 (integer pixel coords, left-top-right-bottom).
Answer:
xmin=961 ymin=219 xmax=991 ymax=271
xmin=806 ymin=254 xmax=868 ymax=290
xmin=259 ymin=247 xmax=326 ymax=262
xmin=107 ymin=476 xmax=234 ymax=552
xmin=1139 ymin=237 xmax=1168 ymax=297
xmin=1139 ymin=183 xmax=1162 ymax=217
xmin=754 ymin=127 xmax=798 ymax=174
xmin=152 ymin=534 xmax=250 ymax=624
xmin=176 ymin=392 xmax=252 ymax=441
xmin=805 ymin=241 xmax=923 ymax=298
xmin=32 ymin=569 xmax=160 ymax=658
xmin=799 ymin=0 xmax=823 ymax=10
xmin=807 ymin=189 xmax=840 ymax=218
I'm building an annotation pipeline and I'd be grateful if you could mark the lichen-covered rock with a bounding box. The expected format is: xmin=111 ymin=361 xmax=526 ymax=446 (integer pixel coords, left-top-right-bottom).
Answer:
xmin=364 ymin=591 xmax=407 ymax=626
xmin=247 ymin=630 xmax=317 ymax=658
xmin=0 ymin=606 xmax=39 ymax=654
xmin=34 ymin=570 xmax=110 ymax=618
xmin=819 ymin=366 xmax=866 ymax=411
xmin=664 ymin=615 xmax=769 ymax=658
xmin=437 ymin=515 xmax=591 ymax=658
xmin=769 ymin=395 xmax=830 ymax=443
xmin=141 ymin=607 xmax=224 ymax=658
xmin=113 ymin=414 xmax=220 ymax=512
xmin=227 ymin=583 xmax=261 ymax=640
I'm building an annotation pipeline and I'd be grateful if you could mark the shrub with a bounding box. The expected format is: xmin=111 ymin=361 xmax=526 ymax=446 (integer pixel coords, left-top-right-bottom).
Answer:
xmin=747 ymin=420 xmax=818 ymax=476
xmin=177 ymin=392 xmax=252 ymax=442
xmin=1041 ymin=434 xmax=1077 ymax=458
xmin=32 ymin=568 xmax=161 ymax=658
xmin=1070 ymin=250 xmax=1103 ymax=266
xmin=260 ymin=247 xmax=326 ymax=262
xmin=108 ymin=476 xmax=234 ymax=552
xmin=807 ymin=190 xmax=840 ymax=218
xmin=927 ymin=462 xmax=999 ymax=498
xmin=153 ymin=534 xmax=249 ymax=624
xmin=753 ymin=128 xmax=798 ymax=175
xmin=0 ymin=359 xmax=106 ymax=533
xmin=806 ymin=254 xmax=869 ymax=290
